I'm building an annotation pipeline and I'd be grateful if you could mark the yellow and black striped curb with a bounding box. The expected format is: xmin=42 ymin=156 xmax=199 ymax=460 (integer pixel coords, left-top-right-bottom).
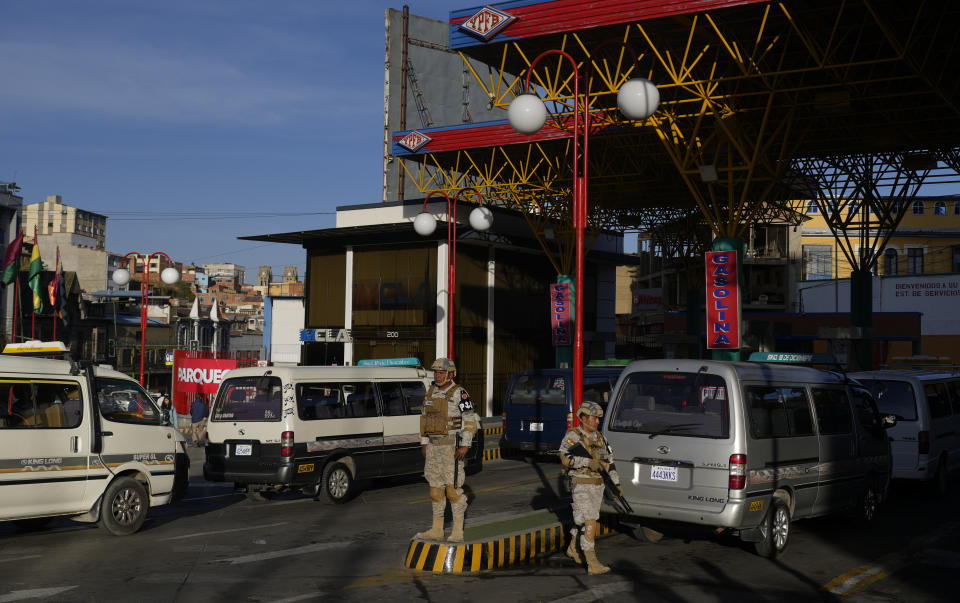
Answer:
xmin=483 ymin=425 xmax=503 ymax=437
xmin=482 ymin=448 xmax=501 ymax=461
xmin=403 ymin=520 xmax=614 ymax=573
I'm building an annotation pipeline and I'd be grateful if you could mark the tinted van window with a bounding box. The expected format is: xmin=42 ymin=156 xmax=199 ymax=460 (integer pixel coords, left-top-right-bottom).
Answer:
xmin=746 ymin=386 xmax=813 ymax=439
xmin=97 ymin=378 xmax=162 ymax=425
xmin=609 ymin=372 xmax=729 ymax=438
xmin=0 ymin=380 xmax=83 ymax=429
xmin=298 ymin=382 xmax=378 ymax=420
xmin=850 ymin=387 xmax=881 ymax=429
xmin=858 ymin=379 xmax=918 ymax=421
xmin=508 ymin=374 xmax=567 ymax=406
xmin=925 ymin=383 xmax=952 ymax=418
xmin=811 ymin=388 xmax=853 ymax=435
xmin=214 ymin=376 xmax=283 ymax=421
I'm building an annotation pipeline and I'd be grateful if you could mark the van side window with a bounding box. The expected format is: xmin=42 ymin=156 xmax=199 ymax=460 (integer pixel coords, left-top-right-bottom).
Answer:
xmin=745 ymin=386 xmax=813 ymax=439
xmin=380 ymin=382 xmax=407 ymax=416
xmin=925 ymin=383 xmax=952 ymax=419
xmin=96 ymin=378 xmax=162 ymax=425
xmin=946 ymin=380 xmax=960 ymax=415
xmin=850 ymin=387 xmax=881 ymax=429
xmin=401 ymin=382 xmax=426 ymax=414
xmin=0 ymin=380 xmax=83 ymax=429
xmin=298 ymin=384 xmax=344 ymax=420
xmin=858 ymin=379 xmax=917 ymax=421
xmin=343 ymin=382 xmax=378 ymax=418
xmin=811 ymin=388 xmax=853 ymax=435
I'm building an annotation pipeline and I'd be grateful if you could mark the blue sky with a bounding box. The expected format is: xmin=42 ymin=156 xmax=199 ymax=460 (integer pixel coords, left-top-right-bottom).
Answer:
xmin=1 ymin=1 xmax=461 ymax=281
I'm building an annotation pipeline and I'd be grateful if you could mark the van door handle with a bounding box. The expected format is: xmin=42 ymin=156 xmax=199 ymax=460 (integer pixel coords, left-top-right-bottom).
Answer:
xmin=70 ymin=436 xmax=80 ymax=453
xmin=102 ymin=431 xmax=114 ymax=437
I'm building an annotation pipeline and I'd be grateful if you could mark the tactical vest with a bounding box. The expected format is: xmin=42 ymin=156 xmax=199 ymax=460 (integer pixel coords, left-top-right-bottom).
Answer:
xmin=420 ymin=383 xmax=463 ymax=437
xmin=571 ymin=427 xmax=609 ymax=481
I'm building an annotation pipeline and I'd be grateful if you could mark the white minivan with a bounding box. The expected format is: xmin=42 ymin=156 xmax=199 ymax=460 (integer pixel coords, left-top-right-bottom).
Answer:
xmin=849 ymin=369 xmax=960 ymax=494
xmin=203 ymin=364 xmax=483 ymax=503
xmin=1 ymin=342 xmax=189 ymax=535
xmin=601 ymin=357 xmax=894 ymax=558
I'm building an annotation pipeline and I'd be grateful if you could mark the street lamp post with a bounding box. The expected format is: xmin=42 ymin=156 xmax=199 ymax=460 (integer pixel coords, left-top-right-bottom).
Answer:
xmin=111 ymin=252 xmax=180 ymax=386
xmin=507 ymin=47 xmax=659 ymax=420
xmin=413 ymin=188 xmax=493 ymax=357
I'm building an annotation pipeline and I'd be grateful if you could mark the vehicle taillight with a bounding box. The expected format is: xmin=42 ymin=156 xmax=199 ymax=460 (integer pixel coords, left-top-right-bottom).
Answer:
xmin=918 ymin=430 xmax=930 ymax=455
xmin=281 ymin=431 xmax=294 ymax=457
xmin=729 ymin=454 xmax=746 ymax=489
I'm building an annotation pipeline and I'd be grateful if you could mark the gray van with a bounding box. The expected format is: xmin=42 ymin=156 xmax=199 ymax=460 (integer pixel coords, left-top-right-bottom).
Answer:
xmin=601 ymin=359 xmax=894 ymax=558
xmin=849 ymin=369 xmax=960 ymax=494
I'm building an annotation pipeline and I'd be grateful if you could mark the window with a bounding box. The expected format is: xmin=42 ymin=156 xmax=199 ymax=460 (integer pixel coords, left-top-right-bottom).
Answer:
xmin=0 ymin=380 xmax=83 ymax=429
xmin=507 ymin=374 xmax=568 ymax=406
xmin=907 ymin=248 xmax=924 ymax=274
xmin=379 ymin=381 xmax=426 ymax=416
xmin=848 ymin=200 xmax=860 ymax=215
xmin=745 ymin=386 xmax=813 ymax=439
xmin=297 ymin=382 xmax=378 ymax=420
xmin=97 ymin=378 xmax=162 ymax=425
xmin=806 ymin=200 xmax=819 ymax=214
xmin=952 ymin=245 xmax=960 ymax=273
xmin=925 ymin=383 xmax=952 ymax=419
xmin=913 ymin=200 xmax=925 ymax=215
xmin=803 ymin=245 xmax=832 ymax=280
xmin=859 ymin=379 xmax=917 ymax=421
xmin=811 ymin=388 xmax=853 ymax=434
xmin=883 ymin=248 xmax=898 ymax=275
xmin=608 ymin=371 xmax=730 ymax=439
xmin=935 ymin=201 xmax=946 ymax=216
xmin=946 ymin=380 xmax=960 ymax=415
xmin=954 ymin=201 xmax=960 ymax=216
xmin=850 ymin=387 xmax=881 ymax=430
xmin=214 ymin=376 xmax=283 ymax=421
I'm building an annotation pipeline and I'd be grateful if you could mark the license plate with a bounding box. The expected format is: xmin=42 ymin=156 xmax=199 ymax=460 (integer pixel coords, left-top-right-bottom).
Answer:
xmin=235 ymin=444 xmax=252 ymax=456
xmin=528 ymin=422 xmax=543 ymax=432
xmin=650 ymin=465 xmax=678 ymax=482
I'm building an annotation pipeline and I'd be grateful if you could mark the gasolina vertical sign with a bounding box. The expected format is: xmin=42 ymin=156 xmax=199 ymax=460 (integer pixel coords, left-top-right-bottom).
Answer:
xmin=550 ymin=283 xmax=572 ymax=346
xmin=705 ymin=250 xmax=741 ymax=349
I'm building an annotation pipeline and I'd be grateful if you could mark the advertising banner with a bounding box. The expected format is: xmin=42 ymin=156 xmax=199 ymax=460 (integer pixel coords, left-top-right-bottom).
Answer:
xmin=174 ymin=352 xmax=237 ymax=396
xmin=632 ymin=287 xmax=663 ymax=313
xmin=550 ymin=283 xmax=572 ymax=346
xmin=705 ymin=250 xmax=741 ymax=350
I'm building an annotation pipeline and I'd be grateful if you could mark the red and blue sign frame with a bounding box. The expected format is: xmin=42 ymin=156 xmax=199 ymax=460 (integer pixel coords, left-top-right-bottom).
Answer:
xmin=705 ymin=250 xmax=741 ymax=350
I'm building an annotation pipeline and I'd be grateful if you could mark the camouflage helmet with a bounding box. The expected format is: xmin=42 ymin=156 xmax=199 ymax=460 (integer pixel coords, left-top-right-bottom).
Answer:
xmin=576 ymin=401 xmax=604 ymax=419
xmin=430 ymin=357 xmax=456 ymax=375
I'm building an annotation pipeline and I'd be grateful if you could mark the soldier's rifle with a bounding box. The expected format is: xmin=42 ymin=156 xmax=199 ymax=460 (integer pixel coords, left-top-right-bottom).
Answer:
xmin=567 ymin=442 xmax=633 ymax=514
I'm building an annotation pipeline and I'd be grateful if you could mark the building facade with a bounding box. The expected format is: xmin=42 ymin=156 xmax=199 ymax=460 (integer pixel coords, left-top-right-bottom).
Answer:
xmin=22 ymin=195 xmax=106 ymax=249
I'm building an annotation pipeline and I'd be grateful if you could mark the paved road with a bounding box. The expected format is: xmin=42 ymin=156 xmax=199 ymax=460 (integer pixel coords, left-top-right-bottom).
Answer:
xmin=0 ymin=448 xmax=957 ymax=602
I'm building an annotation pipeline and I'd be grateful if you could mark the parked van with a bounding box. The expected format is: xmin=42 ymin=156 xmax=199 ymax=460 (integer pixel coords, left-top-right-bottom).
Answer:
xmin=849 ymin=369 xmax=960 ymax=494
xmin=1 ymin=342 xmax=189 ymax=535
xmin=500 ymin=365 xmax=625 ymax=456
xmin=601 ymin=358 xmax=894 ymax=558
xmin=203 ymin=364 xmax=483 ymax=503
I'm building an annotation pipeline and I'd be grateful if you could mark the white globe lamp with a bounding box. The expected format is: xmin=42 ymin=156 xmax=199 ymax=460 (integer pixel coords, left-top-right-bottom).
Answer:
xmin=161 ymin=266 xmax=180 ymax=285
xmin=413 ymin=212 xmax=437 ymax=236
xmin=468 ymin=206 xmax=494 ymax=231
xmin=508 ymin=93 xmax=548 ymax=135
xmin=617 ymin=78 xmax=660 ymax=120
xmin=112 ymin=268 xmax=131 ymax=286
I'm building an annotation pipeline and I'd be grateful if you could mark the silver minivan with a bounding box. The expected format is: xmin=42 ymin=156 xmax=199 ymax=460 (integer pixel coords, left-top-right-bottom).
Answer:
xmin=849 ymin=369 xmax=959 ymax=495
xmin=601 ymin=358 xmax=894 ymax=558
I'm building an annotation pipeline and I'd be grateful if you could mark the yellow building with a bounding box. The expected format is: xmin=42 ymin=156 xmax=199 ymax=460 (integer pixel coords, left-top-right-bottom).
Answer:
xmin=800 ymin=196 xmax=960 ymax=279
xmin=22 ymin=195 xmax=107 ymax=249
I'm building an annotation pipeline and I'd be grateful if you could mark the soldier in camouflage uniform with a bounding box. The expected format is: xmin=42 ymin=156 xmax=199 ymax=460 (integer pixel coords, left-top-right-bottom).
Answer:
xmin=415 ymin=358 xmax=480 ymax=542
xmin=559 ymin=401 xmax=622 ymax=574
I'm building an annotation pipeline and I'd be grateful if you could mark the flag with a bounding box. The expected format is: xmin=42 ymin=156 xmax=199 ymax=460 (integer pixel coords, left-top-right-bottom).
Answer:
xmin=48 ymin=247 xmax=69 ymax=325
xmin=27 ymin=231 xmax=43 ymax=313
xmin=1 ymin=229 xmax=23 ymax=286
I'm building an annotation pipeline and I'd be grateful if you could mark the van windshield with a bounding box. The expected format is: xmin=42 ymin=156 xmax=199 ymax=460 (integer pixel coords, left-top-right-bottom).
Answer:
xmin=608 ymin=372 xmax=730 ymax=438
xmin=213 ymin=376 xmax=283 ymax=421
xmin=507 ymin=374 xmax=568 ymax=406
xmin=857 ymin=379 xmax=918 ymax=421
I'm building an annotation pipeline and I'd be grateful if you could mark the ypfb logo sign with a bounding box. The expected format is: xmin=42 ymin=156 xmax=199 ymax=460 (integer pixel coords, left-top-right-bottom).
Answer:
xmin=175 ymin=357 xmax=238 ymax=394
xmin=705 ymin=250 xmax=741 ymax=350
xmin=459 ymin=6 xmax=516 ymax=40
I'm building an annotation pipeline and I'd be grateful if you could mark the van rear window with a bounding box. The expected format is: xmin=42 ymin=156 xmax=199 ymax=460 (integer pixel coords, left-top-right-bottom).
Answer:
xmin=857 ymin=379 xmax=917 ymax=421
xmin=507 ymin=375 xmax=567 ymax=406
xmin=608 ymin=372 xmax=729 ymax=438
xmin=213 ymin=376 xmax=283 ymax=421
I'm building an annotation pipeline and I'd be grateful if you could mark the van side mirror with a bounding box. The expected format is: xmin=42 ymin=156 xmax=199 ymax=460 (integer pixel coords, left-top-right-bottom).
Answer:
xmin=161 ymin=408 xmax=171 ymax=426
xmin=881 ymin=414 xmax=897 ymax=428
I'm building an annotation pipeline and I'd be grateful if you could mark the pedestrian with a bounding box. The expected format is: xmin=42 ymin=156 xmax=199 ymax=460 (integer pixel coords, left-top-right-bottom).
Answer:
xmin=190 ymin=395 xmax=207 ymax=447
xmin=415 ymin=358 xmax=479 ymax=542
xmin=559 ymin=401 xmax=622 ymax=575
xmin=159 ymin=393 xmax=178 ymax=431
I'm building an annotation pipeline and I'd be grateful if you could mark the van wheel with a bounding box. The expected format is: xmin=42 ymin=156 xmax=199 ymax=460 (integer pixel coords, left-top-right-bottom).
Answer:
xmin=99 ymin=477 xmax=149 ymax=536
xmin=317 ymin=462 xmax=353 ymax=504
xmin=754 ymin=498 xmax=789 ymax=559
